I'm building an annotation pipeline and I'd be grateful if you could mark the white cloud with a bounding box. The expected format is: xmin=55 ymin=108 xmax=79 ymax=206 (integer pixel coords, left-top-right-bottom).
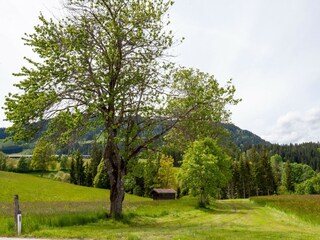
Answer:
xmin=263 ymin=107 xmax=320 ymax=144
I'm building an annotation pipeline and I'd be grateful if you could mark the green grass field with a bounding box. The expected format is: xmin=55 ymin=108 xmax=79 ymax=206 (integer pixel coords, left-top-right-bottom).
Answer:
xmin=2 ymin=171 xmax=320 ymax=239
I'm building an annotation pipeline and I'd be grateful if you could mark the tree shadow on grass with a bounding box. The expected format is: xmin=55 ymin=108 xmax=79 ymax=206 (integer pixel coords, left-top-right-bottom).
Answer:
xmin=196 ymin=199 xmax=261 ymax=215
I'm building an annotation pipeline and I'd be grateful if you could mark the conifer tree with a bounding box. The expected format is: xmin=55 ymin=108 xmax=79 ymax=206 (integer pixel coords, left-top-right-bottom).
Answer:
xmin=230 ymin=159 xmax=240 ymax=199
xmin=70 ymin=158 xmax=76 ymax=184
xmin=84 ymin=161 xmax=93 ymax=187
xmin=283 ymin=161 xmax=294 ymax=192
xmin=73 ymin=150 xmax=85 ymax=185
xmin=90 ymin=141 xmax=103 ymax=183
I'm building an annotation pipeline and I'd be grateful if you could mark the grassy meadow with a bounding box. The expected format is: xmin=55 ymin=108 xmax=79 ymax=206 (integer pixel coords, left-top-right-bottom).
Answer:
xmin=2 ymin=171 xmax=320 ymax=239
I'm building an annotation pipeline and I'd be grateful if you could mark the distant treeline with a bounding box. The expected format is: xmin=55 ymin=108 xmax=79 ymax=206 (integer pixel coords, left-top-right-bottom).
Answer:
xmin=269 ymin=143 xmax=320 ymax=170
xmin=241 ymin=143 xmax=320 ymax=171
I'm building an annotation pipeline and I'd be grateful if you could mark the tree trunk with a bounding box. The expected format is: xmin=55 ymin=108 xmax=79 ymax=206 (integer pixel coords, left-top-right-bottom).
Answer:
xmin=109 ymin=164 xmax=125 ymax=218
xmin=104 ymin=130 xmax=126 ymax=219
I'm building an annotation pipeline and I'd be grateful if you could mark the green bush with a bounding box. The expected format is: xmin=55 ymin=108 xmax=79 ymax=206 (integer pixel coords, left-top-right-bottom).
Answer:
xmin=54 ymin=171 xmax=70 ymax=182
xmin=0 ymin=152 xmax=7 ymax=171
xmin=17 ymin=156 xmax=31 ymax=173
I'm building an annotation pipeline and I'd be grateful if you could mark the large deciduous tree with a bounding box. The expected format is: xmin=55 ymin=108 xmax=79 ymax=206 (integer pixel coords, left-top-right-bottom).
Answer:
xmin=4 ymin=0 xmax=239 ymax=217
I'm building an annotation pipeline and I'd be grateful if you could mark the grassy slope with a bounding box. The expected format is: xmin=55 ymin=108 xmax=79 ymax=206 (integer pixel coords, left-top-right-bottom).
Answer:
xmin=2 ymin=171 xmax=320 ymax=239
xmin=0 ymin=171 xmax=147 ymax=203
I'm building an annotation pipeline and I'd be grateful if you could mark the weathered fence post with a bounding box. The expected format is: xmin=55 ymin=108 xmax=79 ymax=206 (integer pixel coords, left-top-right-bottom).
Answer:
xmin=14 ymin=194 xmax=22 ymax=235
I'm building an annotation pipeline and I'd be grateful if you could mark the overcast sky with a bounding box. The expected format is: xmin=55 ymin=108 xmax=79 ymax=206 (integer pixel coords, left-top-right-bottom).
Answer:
xmin=1 ymin=0 xmax=320 ymax=144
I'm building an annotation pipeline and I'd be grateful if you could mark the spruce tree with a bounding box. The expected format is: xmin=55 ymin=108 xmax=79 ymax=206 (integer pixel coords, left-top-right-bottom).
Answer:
xmin=90 ymin=141 xmax=103 ymax=184
xmin=70 ymin=158 xmax=76 ymax=184
xmin=73 ymin=150 xmax=85 ymax=186
xmin=84 ymin=161 xmax=93 ymax=187
xmin=283 ymin=161 xmax=294 ymax=192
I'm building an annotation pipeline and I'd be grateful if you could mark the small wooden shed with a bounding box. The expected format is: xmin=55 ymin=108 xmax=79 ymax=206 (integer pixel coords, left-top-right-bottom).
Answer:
xmin=151 ymin=188 xmax=176 ymax=200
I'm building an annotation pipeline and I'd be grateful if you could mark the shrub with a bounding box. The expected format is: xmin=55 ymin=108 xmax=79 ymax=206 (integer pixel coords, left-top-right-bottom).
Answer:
xmin=17 ymin=156 xmax=31 ymax=173
xmin=0 ymin=152 xmax=7 ymax=171
xmin=54 ymin=171 xmax=70 ymax=182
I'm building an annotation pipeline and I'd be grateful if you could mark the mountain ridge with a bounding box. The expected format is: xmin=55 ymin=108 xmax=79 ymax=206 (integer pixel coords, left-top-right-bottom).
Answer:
xmin=0 ymin=124 xmax=269 ymax=154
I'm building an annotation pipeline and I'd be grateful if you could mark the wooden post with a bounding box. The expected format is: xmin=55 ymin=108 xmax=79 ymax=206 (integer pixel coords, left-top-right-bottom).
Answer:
xmin=14 ymin=195 xmax=20 ymax=233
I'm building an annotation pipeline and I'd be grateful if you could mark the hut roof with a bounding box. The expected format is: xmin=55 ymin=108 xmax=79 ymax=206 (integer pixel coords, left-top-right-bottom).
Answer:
xmin=152 ymin=188 xmax=176 ymax=194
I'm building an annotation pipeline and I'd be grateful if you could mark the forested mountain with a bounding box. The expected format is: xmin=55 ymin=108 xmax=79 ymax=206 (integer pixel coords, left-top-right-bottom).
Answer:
xmin=0 ymin=124 xmax=267 ymax=154
xmin=223 ymin=123 xmax=271 ymax=148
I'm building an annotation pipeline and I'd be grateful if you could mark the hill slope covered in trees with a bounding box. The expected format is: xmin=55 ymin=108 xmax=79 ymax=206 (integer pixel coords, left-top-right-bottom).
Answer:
xmin=0 ymin=124 xmax=269 ymax=154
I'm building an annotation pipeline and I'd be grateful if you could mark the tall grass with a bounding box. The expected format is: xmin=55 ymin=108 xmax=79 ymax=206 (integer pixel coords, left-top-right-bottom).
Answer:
xmin=251 ymin=195 xmax=320 ymax=224
xmin=0 ymin=211 xmax=107 ymax=235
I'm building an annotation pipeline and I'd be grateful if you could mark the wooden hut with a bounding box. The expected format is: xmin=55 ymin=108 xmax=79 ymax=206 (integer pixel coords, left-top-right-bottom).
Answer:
xmin=151 ymin=188 xmax=176 ymax=200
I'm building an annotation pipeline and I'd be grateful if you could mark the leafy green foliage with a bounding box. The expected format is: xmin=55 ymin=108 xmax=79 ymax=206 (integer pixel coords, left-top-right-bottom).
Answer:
xmin=0 ymin=152 xmax=7 ymax=171
xmin=59 ymin=155 xmax=69 ymax=171
xmin=179 ymin=138 xmax=232 ymax=206
xmin=124 ymin=154 xmax=161 ymax=197
xmin=290 ymin=162 xmax=315 ymax=184
xmin=31 ymin=138 xmax=54 ymax=176
xmin=89 ymin=141 xmax=103 ymax=185
xmin=93 ymin=160 xmax=110 ymax=189
xmin=165 ymin=68 xmax=240 ymax=152
xmin=53 ymin=171 xmax=70 ymax=182
xmin=157 ymin=154 xmax=176 ymax=189
xmin=17 ymin=156 xmax=31 ymax=173
xmin=296 ymin=173 xmax=320 ymax=194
